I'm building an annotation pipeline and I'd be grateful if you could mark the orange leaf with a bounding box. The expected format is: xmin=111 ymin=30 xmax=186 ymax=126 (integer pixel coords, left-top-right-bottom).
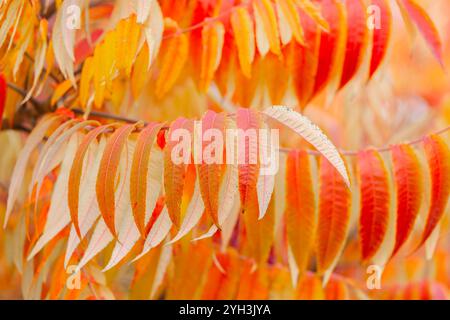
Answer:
xmin=316 ymin=157 xmax=351 ymax=274
xmin=419 ymin=135 xmax=450 ymax=247
xmin=339 ymin=0 xmax=368 ymax=88
xmin=96 ymin=123 xmax=137 ymax=237
xmin=199 ymin=21 xmax=225 ymax=92
xmin=0 ymin=74 xmax=6 ymax=127
xmin=198 ymin=110 xmax=226 ymax=226
xmin=253 ymin=0 xmax=281 ymax=56
xmin=115 ymin=15 xmax=141 ymax=76
xmin=286 ymin=150 xmax=316 ymax=275
xmin=289 ymin=9 xmax=320 ymax=109
xmin=68 ymin=124 xmax=115 ymax=239
xmin=369 ymin=0 xmax=392 ymax=77
xmin=358 ymin=150 xmax=390 ymax=262
xmin=390 ymin=144 xmax=423 ymax=256
xmin=130 ymin=122 xmax=165 ymax=237
xmin=155 ymin=19 xmax=189 ymax=98
xmin=231 ymin=7 xmax=255 ymax=78
xmin=313 ymin=0 xmax=346 ymax=96
xmin=276 ymin=0 xmax=305 ymax=45
xmin=164 ymin=118 xmax=193 ymax=228
xmin=295 ymin=0 xmax=330 ymax=31
xmin=243 ymin=190 xmax=275 ymax=265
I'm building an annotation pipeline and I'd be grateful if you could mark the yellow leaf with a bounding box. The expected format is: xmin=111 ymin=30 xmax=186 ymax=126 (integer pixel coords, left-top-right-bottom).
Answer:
xmin=230 ymin=7 xmax=255 ymax=78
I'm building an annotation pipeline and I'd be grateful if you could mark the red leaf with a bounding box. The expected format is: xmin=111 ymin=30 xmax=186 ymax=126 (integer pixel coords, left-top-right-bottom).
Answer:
xmin=390 ymin=144 xmax=423 ymax=256
xmin=198 ymin=110 xmax=226 ymax=226
xmin=419 ymin=134 xmax=450 ymax=247
xmin=340 ymin=0 xmax=368 ymax=88
xmin=398 ymin=0 xmax=444 ymax=66
xmin=358 ymin=150 xmax=390 ymax=262
xmin=369 ymin=0 xmax=392 ymax=77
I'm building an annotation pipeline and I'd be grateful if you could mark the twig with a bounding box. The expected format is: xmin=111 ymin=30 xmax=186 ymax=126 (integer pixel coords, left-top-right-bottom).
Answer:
xmin=71 ymin=108 xmax=450 ymax=157
xmin=6 ymin=82 xmax=43 ymax=110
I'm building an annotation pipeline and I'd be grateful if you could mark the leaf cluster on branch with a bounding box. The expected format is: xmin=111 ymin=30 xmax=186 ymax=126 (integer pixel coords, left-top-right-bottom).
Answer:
xmin=3 ymin=106 xmax=449 ymax=286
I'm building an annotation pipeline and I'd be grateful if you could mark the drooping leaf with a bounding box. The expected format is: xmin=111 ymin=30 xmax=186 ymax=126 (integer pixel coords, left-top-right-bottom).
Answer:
xmin=236 ymin=108 xmax=261 ymax=212
xmin=397 ymin=0 xmax=443 ymax=66
xmin=339 ymin=0 xmax=368 ymax=88
xmin=65 ymin=138 xmax=106 ymax=267
xmin=295 ymin=0 xmax=329 ymax=31
xmin=230 ymin=7 xmax=255 ymax=78
xmin=312 ymin=0 xmax=346 ymax=96
xmin=5 ymin=115 xmax=62 ymax=227
xmin=286 ymin=150 xmax=316 ymax=275
xmin=357 ymin=149 xmax=390 ymax=262
xmin=243 ymin=189 xmax=275 ymax=265
xmin=96 ymin=123 xmax=138 ymax=238
xmin=0 ymin=74 xmax=6 ymax=127
xmin=289 ymin=8 xmax=320 ymax=109
xmin=168 ymin=177 xmax=204 ymax=243
xmin=253 ymin=0 xmax=281 ymax=57
xmin=369 ymin=0 xmax=392 ymax=77
xmin=130 ymin=122 xmax=164 ymax=237
xmin=164 ymin=118 xmax=193 ymax=227
xmin=134 ymin=206 xmax=172 ymax=261
xmin=256 ymin=122 xmax=276 ymax=219
xmin=78 ymin=137 xmax=136 ymax=269
xmin=263 ymin=106 xmax=350 ymax=187
xmin=68 ymin=124 xmax=115 ymax=238
xmin=115 ymin=15 xmax=141 ymax=76
xmin=198 ymin=110 xmax=226 ymax=226
xmin=419 ymin=135 xmax=450 ymax=247
xmin=199 ymin=21 xmax=225 ymax=92
xmin=390 ymin=144 xmax=423 ymax=256
xmin=275 ymin=0 xmax=305 ymax=46
xmin=28 ymin=134 xmax=80 ymax=259
xmin=155 ymin=19 xmax=189 ymax=98
xmin=316 ymin=157 xmax=351 ymax=275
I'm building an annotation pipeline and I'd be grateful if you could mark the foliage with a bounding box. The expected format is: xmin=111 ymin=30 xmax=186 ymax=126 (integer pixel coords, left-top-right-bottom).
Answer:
xmin=0 ymin=0 xmax=449 ymax=300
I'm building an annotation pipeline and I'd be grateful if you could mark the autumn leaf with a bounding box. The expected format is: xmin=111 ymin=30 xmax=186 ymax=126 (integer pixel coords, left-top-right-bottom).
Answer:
xmin=286 ymin=150 xmax=316 ymax=275
xmin=316 ymin=157 xmax=351 ymax=276
xmin=419 ymin=135 xmax=450 ymax=247
xmin=390 ymin=144 xmax=423 ymax=257
xmin=130 ymin=122 xmax=165 ymax=237
xmin=96 ymin=123 xmax=138 ymax=238
xmin=357 ymin=150 xmax=390 ymax=262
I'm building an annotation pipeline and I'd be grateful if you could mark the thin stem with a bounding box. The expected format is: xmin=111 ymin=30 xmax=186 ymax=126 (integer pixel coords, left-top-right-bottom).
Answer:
xmin=6 ymin=82 xmax=43 ymax=110
xmin=71 ymin=108 xmax=450 ymax=157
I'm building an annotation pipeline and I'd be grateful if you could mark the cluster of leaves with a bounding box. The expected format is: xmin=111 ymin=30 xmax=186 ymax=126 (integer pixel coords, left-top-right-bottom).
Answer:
xmin=0 ymin=0 xmax=444 ymax=123
xmin=3 ymin=106 xmax=449 ymax=292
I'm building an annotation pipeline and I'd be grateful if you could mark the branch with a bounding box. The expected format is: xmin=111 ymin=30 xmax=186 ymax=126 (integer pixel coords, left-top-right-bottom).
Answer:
xmin=6 ymin=82 xmax=43 ymax=111
xmin=72 ymin=108 xmax=450 ymax=157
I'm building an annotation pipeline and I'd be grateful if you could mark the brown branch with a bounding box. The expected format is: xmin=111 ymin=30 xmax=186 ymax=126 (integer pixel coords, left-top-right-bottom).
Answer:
xmin=6 ymin=82 xmax=43 ymax=111
xmin=71 ymin=108 xmax=450 ymax=157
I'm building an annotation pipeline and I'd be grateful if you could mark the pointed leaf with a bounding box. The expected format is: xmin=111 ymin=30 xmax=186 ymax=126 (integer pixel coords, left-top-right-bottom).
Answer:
xmin=357 ymin=149 xmax=390 ymax=262
xmin=130 ymin=122 xmax=164 ymax=237
xmin=264 ymin=106 xmax=350 ymax=187
xmin=96 ymin=123 xmax=137 ymax=237
xmin=419 ymin=135 xmax=450 ymax=247
xmin=390 ymin=144 xmax=423 ymax=256
xmin=316 ymin=157 xmax=351 ymax=274
xmin=286 ymin=150 xmax=316 ymax=275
